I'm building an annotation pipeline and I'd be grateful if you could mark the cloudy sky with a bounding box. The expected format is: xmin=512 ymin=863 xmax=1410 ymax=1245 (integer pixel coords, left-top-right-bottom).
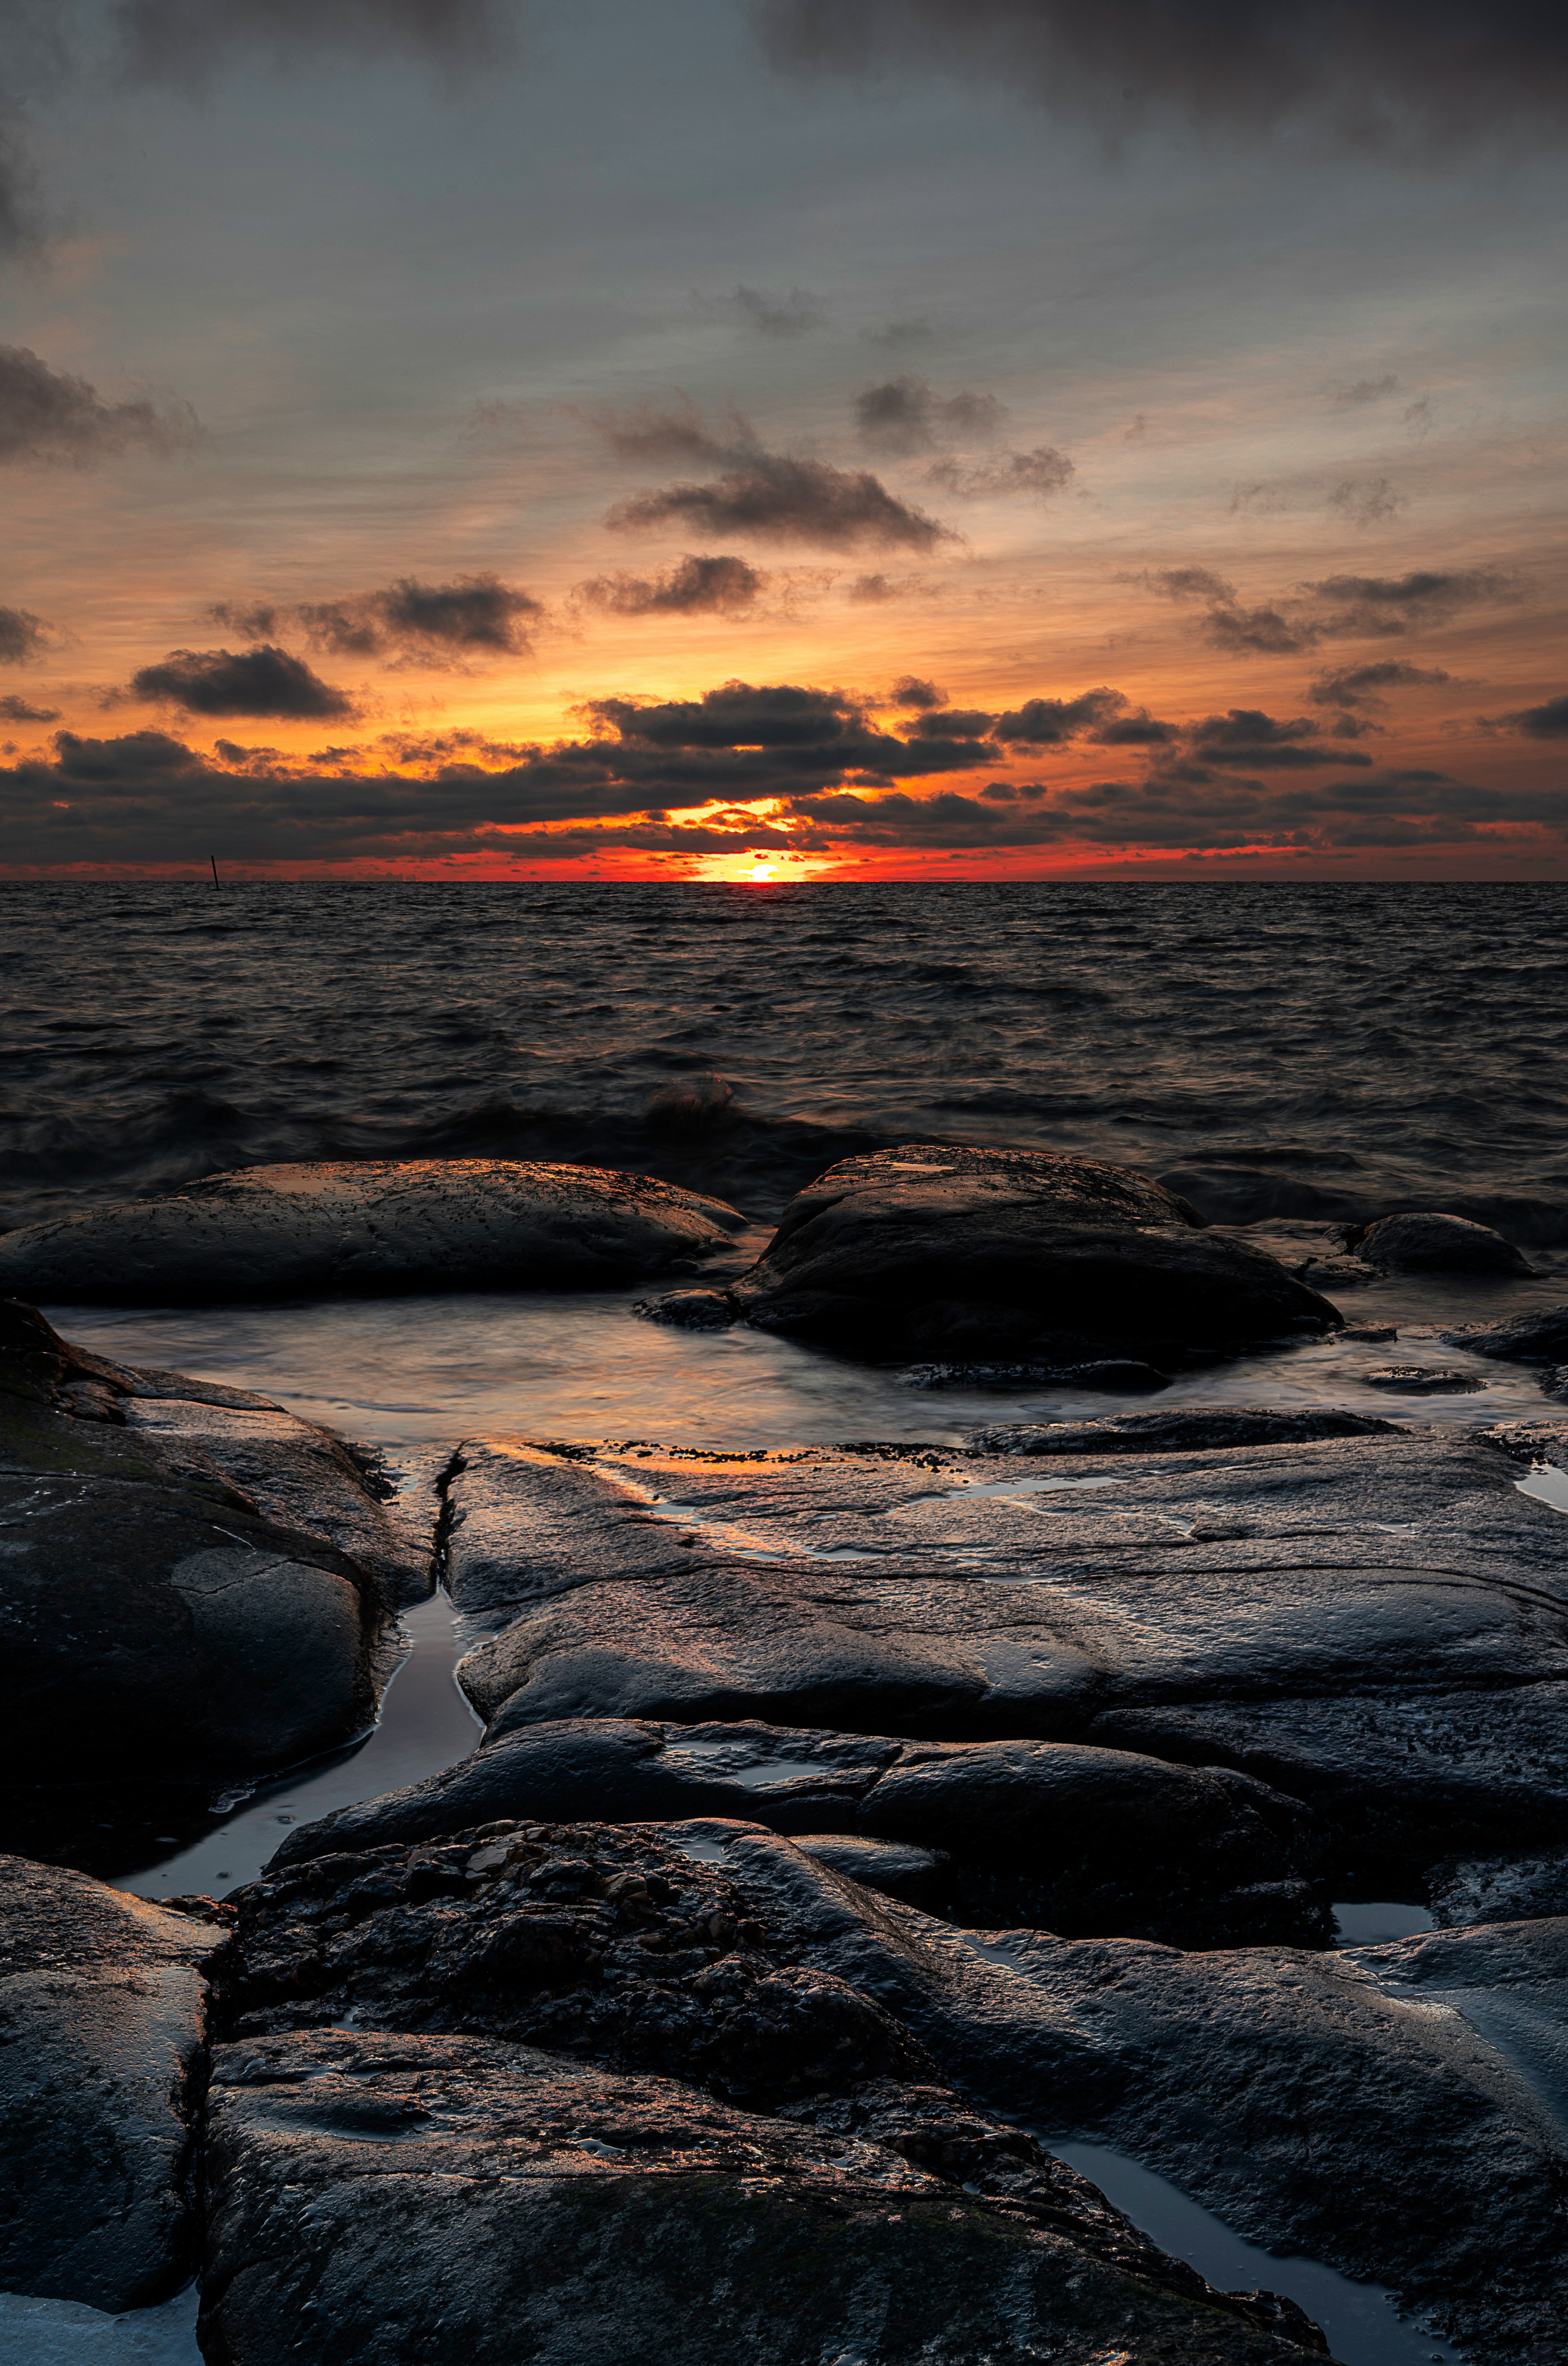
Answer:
xmin=0 ymin=0 xmax=1564 ymax=878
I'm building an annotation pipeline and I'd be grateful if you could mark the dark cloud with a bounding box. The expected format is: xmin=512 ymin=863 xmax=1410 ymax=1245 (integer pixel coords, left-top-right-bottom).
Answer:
xmin=854 ymin=373 xmax=1006 ymax=455
xmin=890 ymin=674 xmax=945 ymax=708
xmin=992 ymin=689 xmax=1125 ymax=745
xmin=109 ymin=0 xmax=519 ymax=89
xmin=754 ymin=1 xmax=1568 ymax=157
xmin=1183 ymin=709 xmax=1373 ymax=770
xmin=1133 ymin=565 xmax=1238 ymax=603
xmin=927 ymin=445 xmax=1073 ymax=499
xmin=1499 ymin=695 xmax=1568 ymax=740
xmin=1310 ymin=661 xmax=1452 ymax=710
xmin=606 ymin=452 xmax=953 ymax=552
xmin=5 ymin=675 xmax=1564 ymax=868
xmin=128 ymin=645 xmax=354 ymax=719
xmin=0 ymin=691 xmax=57 ymax=721
xmin=1302 ymin=568 xmax=1516 ymax=635
xmin=576 ymin=554 xmax=766 ymax=617
xmin=846 ymin=572 xmax=916 ymax=603
xmin=0 ymin=345 xmax=199 ymax=466
xmin=715 ymin=284 xmax=829 ymax=337
xmin=215 ymin=575 xmax=540 ymax=662
xmin=1324 ymin=375 xmax=1401 ymax=405
xmin=906 ymin=706 xmax=995 ymax=739
xmin=0 ymin=603 xmax=48 ymax=663
xmin=1199 ymin=602 xmax=1318 ymax=657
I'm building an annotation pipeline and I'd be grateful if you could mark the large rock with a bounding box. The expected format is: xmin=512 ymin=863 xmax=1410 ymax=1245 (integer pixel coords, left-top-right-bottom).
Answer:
xmin=663 ymin=1144 xmax=1340 ymax=1362
xmin=200 ymin=2028 xmax=1313 ymax=2366
xmin=1441 ymin=1303 xmax=1568 ymax=1362
xmin=0 ymin=1301 xmax=418 ymax=1795
xmin=269 ymin=1715 xmax=1326 ymax=1947
xmin=0 ymin=1158 xmax=747 ymax=1305
xmin=710 ymin=1830 xmax=1568 ymax=2366
xmin=438 ymin=1429 xmax=1568 ymax=1863
xmin=0 ymin=1855 xmax=226 ymax=2311
xmin=1356 ymin=1211 xmax=1531 ymax=1276
xmin=218 ymin=1811 xmax=1564 ymax=2362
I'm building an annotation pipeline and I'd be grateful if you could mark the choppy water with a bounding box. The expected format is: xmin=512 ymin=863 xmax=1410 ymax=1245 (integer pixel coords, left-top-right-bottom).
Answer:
xmin=4 ymin=877 xmax=1568 ymax=1235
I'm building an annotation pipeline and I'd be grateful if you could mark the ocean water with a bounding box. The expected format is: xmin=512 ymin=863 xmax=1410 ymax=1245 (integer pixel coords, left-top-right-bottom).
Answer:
xmin=4 ymin=876 xmax=1568 ymax=1237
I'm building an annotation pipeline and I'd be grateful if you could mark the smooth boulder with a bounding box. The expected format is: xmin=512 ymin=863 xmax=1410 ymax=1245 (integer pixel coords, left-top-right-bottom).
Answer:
xmin=1357 ymin=1211 xmax=1531 ymax=1276
xmin=0 ymin=1301 xmax=415 ymax=1791
xmin=0 ymin=1158 xmax=747 ymax=1305
xmin=0 ymin=1856 xmax=225 ymax=2311
xmin=1441 ymin=1303 xmax=1568 ymax=1362
xmin=696 ymin=1144 xmax=1342 ymax=1360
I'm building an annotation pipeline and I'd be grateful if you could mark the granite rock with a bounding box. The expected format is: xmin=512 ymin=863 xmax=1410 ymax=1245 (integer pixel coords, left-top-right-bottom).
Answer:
xmin=0 ymin=1854 xmax=226 ymax=2312
xmin=200 ymin=2027 xmax=1317 ymax=2366
xmin=710 ymin=1144 xmax=1340 ymax=1362
xmin=0 ymin=1158 xmax=747 ymax=1305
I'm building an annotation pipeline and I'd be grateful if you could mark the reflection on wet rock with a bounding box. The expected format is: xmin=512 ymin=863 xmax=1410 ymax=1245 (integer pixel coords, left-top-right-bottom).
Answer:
xmin=0 ymin=1158 xmax=747 ymax=1305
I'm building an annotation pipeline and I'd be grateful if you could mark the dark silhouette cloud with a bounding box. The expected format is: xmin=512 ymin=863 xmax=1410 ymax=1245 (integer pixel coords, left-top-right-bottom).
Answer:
xmin=0 ymin=603 xmax=48 ymax=662
xmin=576 ymin=554 xmax=766 ymax=617
xmin=1200 ymin=601 xmax=1317 ymax=657
xmin=5 ymin=670 xmax=1563 ymax=866
xmin=1183 ymin=709 xmax=1373 ymax=769
xmin=906 ymin=706 xmax=995 ymax=739
xmin=1310 ymin=660 xmax=1452 ymax=709
xmin=890 ymin=674 xmax=945 ymax=708
xmin=215 ymin=575 xmax=540 ymax=662
xmin=846 ymin=572 xmax=917 ymax=602
xmin=0 ymin=345 xmax=199 ymax=466
xmin=1500 ymin=695 xmax=1568 ymax=739
xmin=607 ymin=452 xmax=953 ymax=551
xmin=992 ymin=689 xmax=1124 ymax=745
xmin=129 ymin=645 xmax=354 ymax=718
xmin=754 ymin=0 xmax=1568 ymax=157
xmin=1134 ymin=565 xmax=1238 ymax=603
xmin=927 ymin=445 xmax=1073 ymax=498
xmin=1303 ymin=568 xmax=1516 ymax=634
xmin=854 ymin=373 xmax=1006 ymax=454
xmin=0 ymin=691 xmax=57 ymax=721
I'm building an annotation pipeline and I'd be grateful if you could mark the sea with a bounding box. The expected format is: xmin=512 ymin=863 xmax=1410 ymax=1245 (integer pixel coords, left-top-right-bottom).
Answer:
xmin=6 ymin=877 xmax=1555 ymax=2364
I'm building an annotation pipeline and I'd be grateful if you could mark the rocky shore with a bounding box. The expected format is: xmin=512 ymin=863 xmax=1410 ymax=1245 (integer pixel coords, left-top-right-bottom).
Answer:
xmin=4 ymin=1145 xmax=1566 ymax=2364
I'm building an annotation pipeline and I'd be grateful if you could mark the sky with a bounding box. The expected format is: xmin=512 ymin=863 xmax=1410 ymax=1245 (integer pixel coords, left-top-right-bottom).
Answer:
xmin=0 ymin=0 xmax=1564 ymax=881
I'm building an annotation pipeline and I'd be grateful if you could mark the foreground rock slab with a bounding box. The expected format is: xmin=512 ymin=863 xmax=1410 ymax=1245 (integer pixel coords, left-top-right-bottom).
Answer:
xmin=643 ymin=1143 xmax=1341 ymax=1363
xmin=0 ymin=1854 xmax=225 ymax=2312
xmin=0 ymin=1158 xmax=747 ymax=1305
xmin=439 ymin=1426 xmax=1568 ymax=1863
xmin=201 ymin=2027 xmax=1317 ymax=2365
xmin=272 ymin=1714 xmax=1327 ymax=1946
xmin=227 ymin=1811 xmax=1564 ymax=2362
xmin=0 ymin=1301 xmax=424 ymax=1812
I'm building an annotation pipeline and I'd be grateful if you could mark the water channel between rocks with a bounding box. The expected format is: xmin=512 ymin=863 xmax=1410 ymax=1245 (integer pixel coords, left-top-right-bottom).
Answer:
xmin=62 ymin=1276 xmax=1564 ymax=2365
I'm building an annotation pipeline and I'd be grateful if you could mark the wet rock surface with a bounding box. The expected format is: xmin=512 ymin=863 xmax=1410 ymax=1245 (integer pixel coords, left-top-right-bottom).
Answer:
xmin=204 ymin=1822 xmax=1327 ymax=2361
xmin=271 ymin=1717 xmax=1328 ymax=1948
xmin=644 ymin=1143 xmax=1341 ymax=1362
xmin=1356 ymin=1210 xmax=1532 ymax=1276
xmin=0 ymin=1157 xmax=747 ymax=1305
xmin=0 ymin=1855 xmax=225 ymax=2312
xmin=1441 ymin=1301 xmax=1568 ymax=1362
xmin=0 ymin=1302 xmax=426 ymax=1839
xmin=201 ymin=2026 xmax=1314 ymax=2366
xmin=439 ymin=1428 xmax=1568 ymax=1862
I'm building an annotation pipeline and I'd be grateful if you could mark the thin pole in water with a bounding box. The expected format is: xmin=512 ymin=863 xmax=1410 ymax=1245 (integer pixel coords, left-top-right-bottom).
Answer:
xmin=211 ymin=855 xmax=221 ymax=889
